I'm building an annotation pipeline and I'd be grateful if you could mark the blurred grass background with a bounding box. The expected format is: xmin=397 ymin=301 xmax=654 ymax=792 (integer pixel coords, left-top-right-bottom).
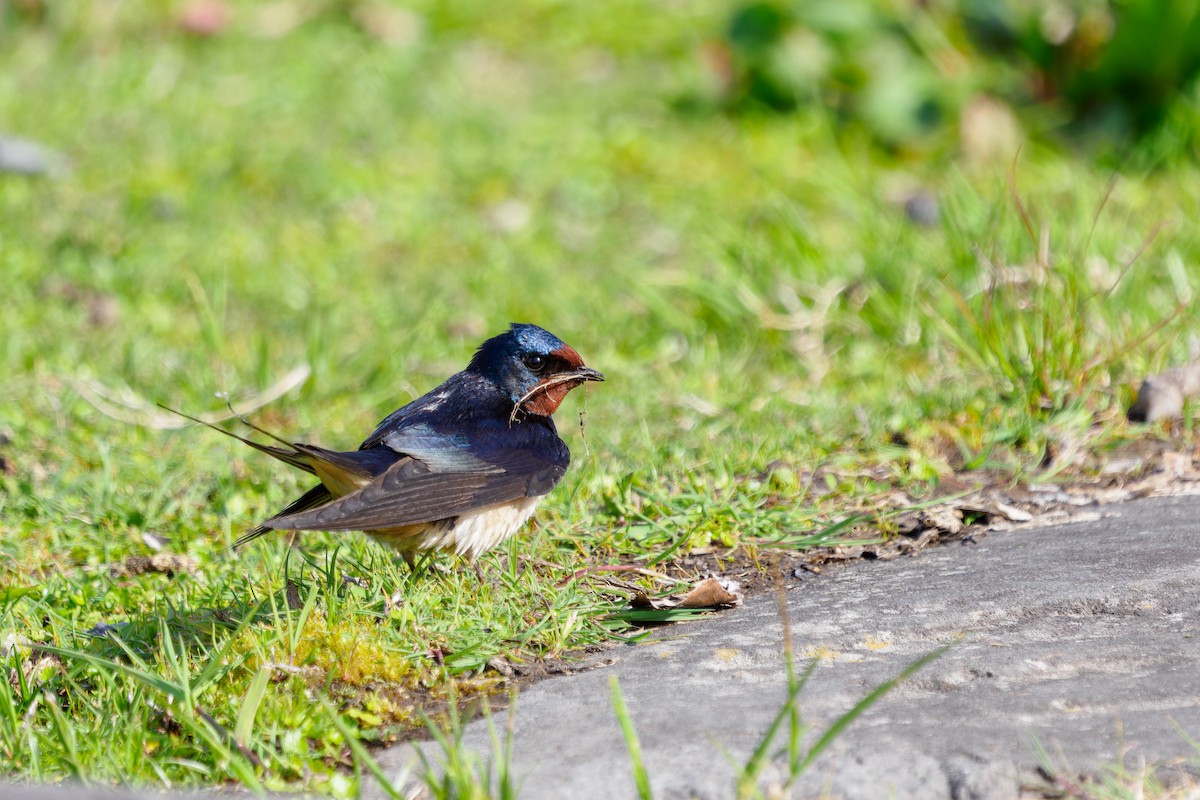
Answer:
xmin=1 ymin=0 xmax=1199 ymax=793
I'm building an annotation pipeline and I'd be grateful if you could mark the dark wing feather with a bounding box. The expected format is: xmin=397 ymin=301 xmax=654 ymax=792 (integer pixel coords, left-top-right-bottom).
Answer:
xmin=234 ymin=483 xmax=333 ymax=547
xmin=265 ymin=447 xmax=566 ymax=532
xmin=236 ymin=447 xmax=400 ymax=547
xmin=293 ymin=443 xmax=401 ymax=478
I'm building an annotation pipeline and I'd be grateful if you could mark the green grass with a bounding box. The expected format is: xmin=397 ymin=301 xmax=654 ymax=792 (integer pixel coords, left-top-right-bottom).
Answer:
xmin=1 ymin=1 xmax=1199 ymax=795
xmin=1032 ymin=730 xmax=1200 ymax=800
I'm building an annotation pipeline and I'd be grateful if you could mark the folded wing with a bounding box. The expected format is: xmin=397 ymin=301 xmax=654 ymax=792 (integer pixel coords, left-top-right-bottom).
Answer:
xmin=265 ymin=446 xmax=567 ymax=532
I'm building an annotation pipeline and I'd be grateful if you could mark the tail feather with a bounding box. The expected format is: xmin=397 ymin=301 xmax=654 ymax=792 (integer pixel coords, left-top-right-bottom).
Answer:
xmin=234 ymin=483 xmax=334 ymax=548
xmin=161 ymin=403 xmax=402 ymax=550
xmin=157 ymin=403 xmax=316 ymax=475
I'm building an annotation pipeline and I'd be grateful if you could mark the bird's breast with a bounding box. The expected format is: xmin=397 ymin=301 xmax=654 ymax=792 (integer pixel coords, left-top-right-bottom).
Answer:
xmin=450 ymin=496 xmax=542 ymax=557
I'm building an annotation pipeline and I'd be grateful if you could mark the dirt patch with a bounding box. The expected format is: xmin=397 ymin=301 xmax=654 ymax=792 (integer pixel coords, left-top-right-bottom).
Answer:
xmin=109 ymin=553 xmax=199 ymax=578
xmin=666 ymin=437 xmax=1200 ymax=596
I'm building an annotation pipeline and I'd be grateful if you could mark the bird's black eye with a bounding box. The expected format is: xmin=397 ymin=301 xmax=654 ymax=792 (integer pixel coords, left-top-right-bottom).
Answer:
xmin=523 ymin=353 xmax=546 ymax=372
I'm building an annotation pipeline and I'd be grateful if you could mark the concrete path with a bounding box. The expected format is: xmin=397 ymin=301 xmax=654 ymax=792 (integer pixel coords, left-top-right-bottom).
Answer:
xmin=377 ymin=494 xmax=1200 ymax=799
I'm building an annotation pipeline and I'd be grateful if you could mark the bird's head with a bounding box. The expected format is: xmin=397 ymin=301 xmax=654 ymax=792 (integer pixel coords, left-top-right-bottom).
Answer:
xmin=468 ymin=323 xmax=604 ymax=417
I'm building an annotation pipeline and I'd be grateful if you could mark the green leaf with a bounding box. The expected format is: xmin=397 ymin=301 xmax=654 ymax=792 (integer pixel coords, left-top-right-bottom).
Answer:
xmin=234 ymin=666 xmax=272 ymax=745
xmin=604 ymin=606 xmax=714 ymax=624
xmin=0 ymin=585 xmax=40 ymax=606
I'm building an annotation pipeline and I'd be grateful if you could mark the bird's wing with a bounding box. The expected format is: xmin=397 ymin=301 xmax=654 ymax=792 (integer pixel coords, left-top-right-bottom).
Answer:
xmin=293 ymin=443 xmax=399 ymax=477
xmin=265 ymin=445 xmax=566 ymax=532
xmin=159 ymin=404 xmax=400 ymax=483
xmin=377 ymin=424 xmax=501 ymax=472
xmin=234 ymin=483 xmax=333 ymax=548
xmin=236 ymin=446 xmax=401 ymax=547
xmin=358 ymin=374 xmax=468 ymax=450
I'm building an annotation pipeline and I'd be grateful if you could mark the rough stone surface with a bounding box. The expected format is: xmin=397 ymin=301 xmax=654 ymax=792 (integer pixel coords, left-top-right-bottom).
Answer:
xmin=374 ymin=494 xmax=1200 ymax=799
xmin=0 ymin=135 xmax=66 ymax=177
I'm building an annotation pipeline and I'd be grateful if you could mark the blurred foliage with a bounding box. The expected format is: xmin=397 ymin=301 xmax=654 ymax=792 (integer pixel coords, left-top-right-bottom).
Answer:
xmin=710 ymin=0 xmax=958 ymax=147
xmin=709 ymin=0 xmax=1200 ymax=160
xmin=963 ymin=0 xmax=1200 ymax=144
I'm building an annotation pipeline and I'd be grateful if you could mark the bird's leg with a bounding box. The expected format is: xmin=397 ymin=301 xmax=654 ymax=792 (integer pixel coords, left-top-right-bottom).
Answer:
xmin=403 ymin=550 xmax=444 ymax=578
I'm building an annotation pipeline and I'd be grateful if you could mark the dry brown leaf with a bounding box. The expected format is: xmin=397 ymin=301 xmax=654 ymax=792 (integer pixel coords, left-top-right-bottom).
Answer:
xmin=629 ymin=579 xmax=743 ymax=612
xmin=285 ymin=579 xmax=304 ymax=611
xmin=678 ymin=578 xmax=742 ymax=609
xmin=957 ymin=498 xmax=1033 ymax=523
xmin=630 ymin=591 xmax=655 ymax=609
xmin=916 ymin=507 xmax=964 ymax=535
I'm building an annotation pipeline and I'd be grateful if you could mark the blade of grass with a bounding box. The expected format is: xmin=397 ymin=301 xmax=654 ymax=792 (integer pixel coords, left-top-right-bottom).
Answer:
xmin=610 ymin=676 xmax=653 ymax=800
xmin=792 ymin=645 xmax=948 ymax=778
xmin=37 ymin=643 xmax=187 ymax=704
xmin=42 ymin=692 xmax=87 ymax=784
xmin=604 ymin=606 xmax=713 ymax=624
xmin=735 ymin=661 xmax=815 ymax=798
xmin=323 ymin=700 xmax=407 ymax=800
xmin=234 ymin=666 xmax=272 ymax=746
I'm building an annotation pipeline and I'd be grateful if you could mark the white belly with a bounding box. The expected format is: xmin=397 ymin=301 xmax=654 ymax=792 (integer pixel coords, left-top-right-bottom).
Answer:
xmin=368 ymin=495 xmax=542 ymax=560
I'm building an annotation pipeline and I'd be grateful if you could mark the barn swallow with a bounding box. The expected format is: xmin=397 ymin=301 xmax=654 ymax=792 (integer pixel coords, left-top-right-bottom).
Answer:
xmin=172 ymin=324 xmax=603 ymax=563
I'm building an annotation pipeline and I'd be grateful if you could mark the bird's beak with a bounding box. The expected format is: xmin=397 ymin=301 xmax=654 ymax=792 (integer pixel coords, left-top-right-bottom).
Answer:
xmin=570 ymin=366 xmax=605 ymax=382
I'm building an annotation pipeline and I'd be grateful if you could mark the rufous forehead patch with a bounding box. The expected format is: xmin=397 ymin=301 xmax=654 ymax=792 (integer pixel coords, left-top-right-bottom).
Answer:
xmin=551 ymin=344 xmax=585 ymax=368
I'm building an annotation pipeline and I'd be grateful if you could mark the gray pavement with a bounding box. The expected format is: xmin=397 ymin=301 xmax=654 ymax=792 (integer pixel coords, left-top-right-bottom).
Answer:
xmin=376 ymin=494 xmax=1200 ymax=799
